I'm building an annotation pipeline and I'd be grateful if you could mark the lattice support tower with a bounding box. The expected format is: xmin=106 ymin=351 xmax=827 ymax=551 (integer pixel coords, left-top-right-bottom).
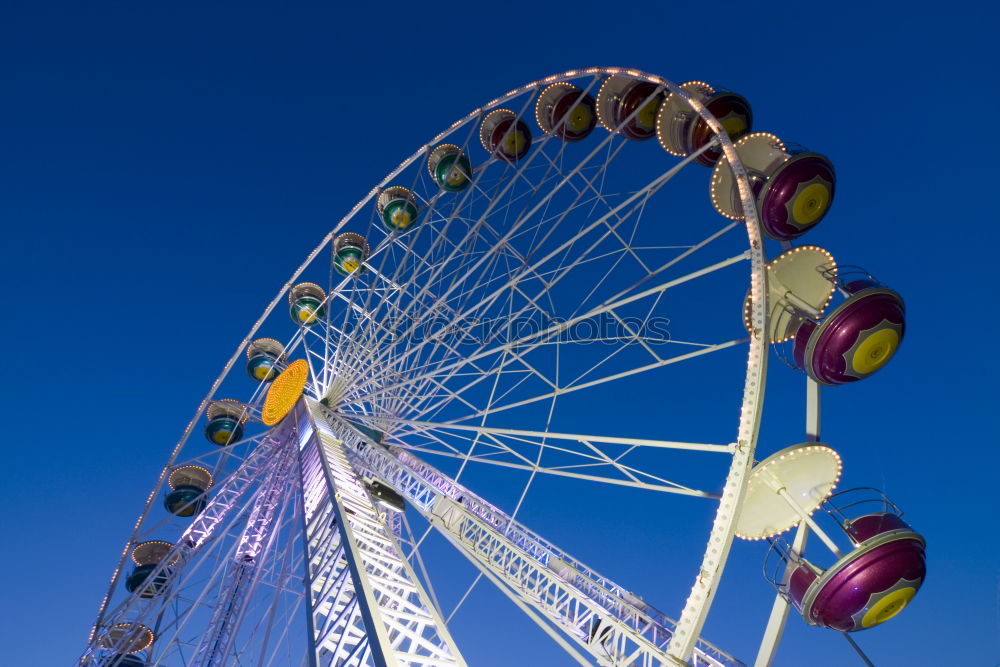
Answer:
xmin=296 ymin=401 xmax=467 ymax=667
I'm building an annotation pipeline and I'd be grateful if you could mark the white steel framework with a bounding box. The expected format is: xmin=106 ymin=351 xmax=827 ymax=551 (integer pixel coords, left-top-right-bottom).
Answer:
xmin=315 ymin=401 xmax=736 ymax=667
xmin=80 ymin=67 xmax=775 ymax=667
xmin=297 ymin=401 xmax=465 ymax=667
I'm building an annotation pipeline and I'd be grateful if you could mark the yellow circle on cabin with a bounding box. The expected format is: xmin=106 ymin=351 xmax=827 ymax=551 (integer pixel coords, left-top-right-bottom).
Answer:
xmin=792 ymin=182 xmax=831 ymax=225
xmin=569 ymin=104 xmax=592 ymax=131
xmin=851 ymin=327 xmax=899 ymax=375
xmin=861 ymin=586 xmax=915 ymax=628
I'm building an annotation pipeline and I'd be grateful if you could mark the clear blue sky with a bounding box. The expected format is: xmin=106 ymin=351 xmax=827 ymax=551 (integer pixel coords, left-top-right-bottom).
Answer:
xmin=2 ymin=2 xmax=997 ymax=665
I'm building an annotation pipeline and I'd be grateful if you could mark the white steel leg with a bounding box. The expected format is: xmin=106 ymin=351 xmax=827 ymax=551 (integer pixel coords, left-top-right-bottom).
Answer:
xmin=753 ymin=522 xmax=809 ymax=667
xmin=314 ymin=401 xmax=738 ymax=667
xmin=298 ymin=401 xmax=466 ymax=667
xmin=754 ymin=375 xmax=823 ymax=666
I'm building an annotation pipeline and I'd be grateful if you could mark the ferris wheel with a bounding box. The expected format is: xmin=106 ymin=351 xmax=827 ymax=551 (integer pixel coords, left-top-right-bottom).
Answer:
xmin=78 ymin=67 xmax=924 ymax=667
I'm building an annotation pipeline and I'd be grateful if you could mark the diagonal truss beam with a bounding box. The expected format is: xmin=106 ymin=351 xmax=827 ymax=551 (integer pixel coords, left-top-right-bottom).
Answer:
xmin=78 ymin=427 xmax=296 ymax=666
xmin=191 ymin=423 xmax=298 ymax=667
xmin=314 ymin=401 xmax=742 ymax=667
xmin=298 ymin=400 xmax=466 ymax=667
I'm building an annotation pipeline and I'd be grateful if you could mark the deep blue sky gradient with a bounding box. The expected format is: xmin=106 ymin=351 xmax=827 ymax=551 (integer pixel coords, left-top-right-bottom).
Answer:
xmin=2 ymin=2 xmax=998 ymax=665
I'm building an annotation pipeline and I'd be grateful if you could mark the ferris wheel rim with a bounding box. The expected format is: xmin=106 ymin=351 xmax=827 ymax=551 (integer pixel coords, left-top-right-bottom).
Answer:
xmin=85 ymin=67 xmax=770 ymax=666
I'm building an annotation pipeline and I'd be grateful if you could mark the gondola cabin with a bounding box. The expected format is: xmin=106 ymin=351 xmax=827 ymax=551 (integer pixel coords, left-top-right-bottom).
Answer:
xmin=377 ymin=187 xmax=420 ymax=233
xmin=289 ymin=282 xmax=327 ymax=325
xmin=246 ymin=337 xmax=285 ymax=382
xmin=333 ymin=233 xmax=370 ymax=277
xmin=427 ymin=144 xmax=472 ymax=192
xmin=204 ymin=399 xmax=247 ymax=445
xmin=656 ymin=79 xmax=752 ymax=166
xmin=164 ymin=465 xmax=213 ymax=517
xmin=480 ymin=109 xmax=532 ymax=162
xmin=125 ymin=541 xmax=173 ymax=598
xmin=711 ymin=132 xmax=835 ymax=241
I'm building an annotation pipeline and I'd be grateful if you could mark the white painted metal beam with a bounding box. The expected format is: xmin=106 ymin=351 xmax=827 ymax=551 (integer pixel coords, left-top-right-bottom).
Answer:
xmin=300 ymin=401 xmax=465 ymax=667
xmin=315 ymin=401 xmax=740 ymax=667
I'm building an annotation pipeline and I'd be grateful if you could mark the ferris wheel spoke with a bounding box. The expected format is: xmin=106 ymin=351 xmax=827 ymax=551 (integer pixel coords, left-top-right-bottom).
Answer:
xmin=418 ymin=182 xmax=613 ymax=343
xmin=358 ymin=155 xmax=701 ymax=386
xmin=353 ymin=240 xmax=439 ymax=349
xmin=365 ymin=422 xmax=713 ymax=497
xmin=440 ymin=223 xmax=559 ymax=322
xmin=368 ymin=264 xmax=467 ymax=327
xmin=358 ymin=117 xmax=643 ymax=379
xmin=398 ymin=330 xmax=740 ymax=429
xmin=518 ymin=136 xmax=710 ymax=288
xmin=382 ymin=346 xmax=540 ymax=423
xmin=596 ymin=225 xmax=746 ymax=329
xmin=371 ymin=330 xmax=529 ymax=426
xmin=363 ymin=240 xmax=532 ymax=387
xmin=345 ymin=240 xmax=503 ymax=382
xmin=329 ymin=402 xmax=738 ymax=665
xmin=613 ymin=297 xmax=667 ymax=359
xmin=570 ymin=234 xmax=650 ymax=321
xmin=566 ymin=250 xmax=750 ymax=327
xmin=453 ymin=338 xmax=746 ymax=421
xmin=375 ymin=241 xmax=515 ymax=374
xmin=369 ymin=417 xmax=731 ymax=455
xmin=533 ymin=144 xmax=655 ymax=274
xmin=334 ymin=314 xmax=481 ymax=405
xmin=349 ymin=251 xmax=748 ymax=414
xmin=397 ymin=427 xmax=714 ymax=493
xmin=353 ymin=108 xmax=555 ymax=358
xmin=398 ymin=512 xmax=446 ymax=620
xmin=84 ymin=434 xmax=294 ymax=659
xmin=360 ymin=240 xmax=628 ymax=408
xmin=393 ymin=353 xmax=499 ymax=418
xmin=300 ymin=337 xmax=329 ymax=391
xmin=408 ymin=324 xmax=559 ymax=413
xmin=326 ymin=283 xmax=378 ymax=386
xmin=328 ymin=226 xmax=415 ymax=355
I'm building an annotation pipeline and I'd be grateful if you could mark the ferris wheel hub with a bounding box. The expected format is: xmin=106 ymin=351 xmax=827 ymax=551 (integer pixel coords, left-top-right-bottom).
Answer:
xmin=261 ymin=359 xmax=309 ymax=426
